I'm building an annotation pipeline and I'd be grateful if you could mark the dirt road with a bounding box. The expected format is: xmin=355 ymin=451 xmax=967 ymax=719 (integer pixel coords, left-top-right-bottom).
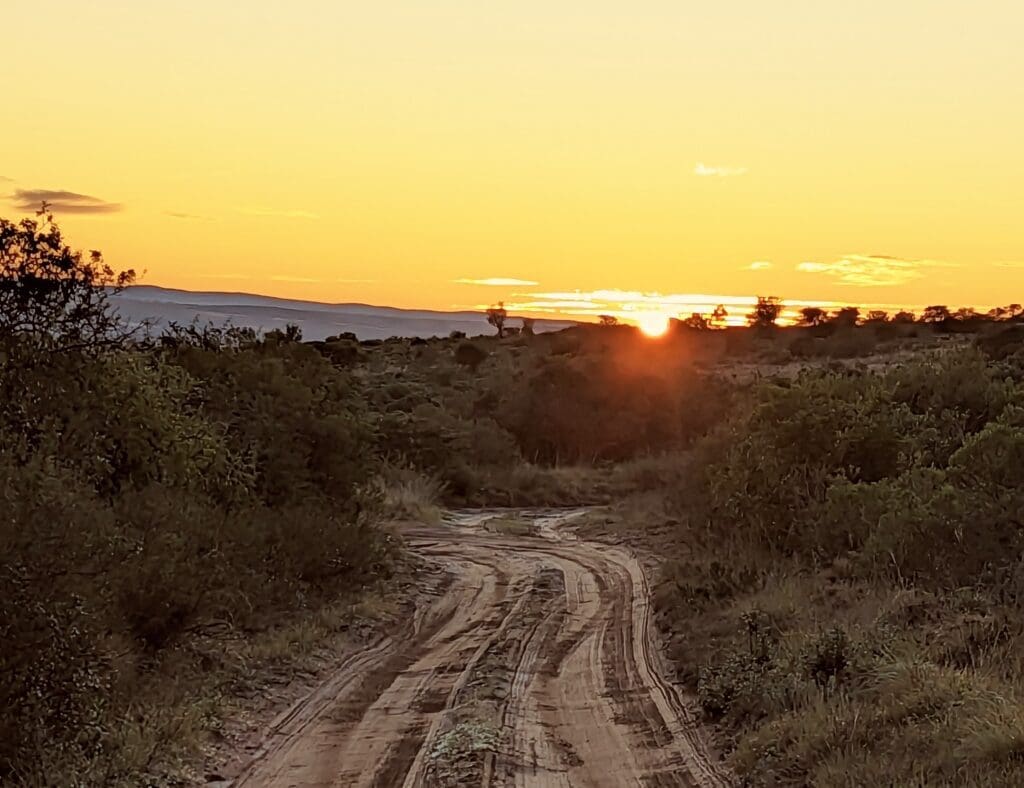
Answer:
xmin=233 ymin=510 xmax=731 ymax=787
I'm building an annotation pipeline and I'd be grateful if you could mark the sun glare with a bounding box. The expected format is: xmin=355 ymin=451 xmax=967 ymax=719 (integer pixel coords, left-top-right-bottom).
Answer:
xmin=636 ymin=313 xmax=670 ymax=337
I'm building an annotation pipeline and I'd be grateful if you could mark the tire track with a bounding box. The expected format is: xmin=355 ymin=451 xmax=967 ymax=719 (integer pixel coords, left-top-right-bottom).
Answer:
xmin=230 ymin=510 xmax=732 ymax=788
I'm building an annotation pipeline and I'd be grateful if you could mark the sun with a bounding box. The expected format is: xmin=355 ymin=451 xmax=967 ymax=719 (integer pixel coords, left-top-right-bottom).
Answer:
xmin=636 ymin=312 xmax=670 ymax=337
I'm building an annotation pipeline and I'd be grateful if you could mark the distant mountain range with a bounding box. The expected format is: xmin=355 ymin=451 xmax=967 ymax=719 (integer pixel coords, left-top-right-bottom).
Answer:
xmin=111 ymin=286 xmax=577 ymax=341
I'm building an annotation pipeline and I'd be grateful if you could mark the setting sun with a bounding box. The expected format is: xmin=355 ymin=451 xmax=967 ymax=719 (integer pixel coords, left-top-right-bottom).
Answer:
xmin=6 ymin=2 xmax=1022 ymax=315
xmin=636 ymin=313 xmax=670 ymax=338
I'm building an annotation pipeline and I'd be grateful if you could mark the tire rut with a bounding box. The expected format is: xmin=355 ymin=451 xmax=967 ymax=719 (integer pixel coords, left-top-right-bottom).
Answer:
xmin=230 ymin=510 xmax=732 ymax=788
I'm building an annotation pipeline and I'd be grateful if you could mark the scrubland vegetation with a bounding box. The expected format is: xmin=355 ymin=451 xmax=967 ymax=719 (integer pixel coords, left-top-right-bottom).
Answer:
xmin=7 ymin=209 xmax=1024 ymax=785
xmin=0 ymin=212 xmax=401 ymax=783
xmin=0 ymin=212 xmax=730 ymax=784
xmin=650 ymin=344 xmax=1024 ymax=786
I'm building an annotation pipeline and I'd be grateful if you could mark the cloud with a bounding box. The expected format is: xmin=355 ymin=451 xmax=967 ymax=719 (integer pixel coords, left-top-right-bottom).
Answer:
xmin=455 ymin=277 xmax=540 ymax=286
xmin=747 ymin=261 xmax=773 ymax=271
xmin=238 ymin=207 xmax=319 ymax=220
xmin=993 ymin=261 xmax=1024 ymax=269
xmin=270 ymin=275 xmax=322 ymax=283
xmin=510 ymin=289 xmax=844 ymax=316
xmin=11 ymin=188 xmax=121 ymax=214
xmin=695 ymin=163 xmax=748 ymax=177
xmin=796 ymin=254 xmax=954 ymax=287
xmin=521 ymin=289 xmax=778 ymax=310
xmin=165 ymin=211 xmax=214 ymax=221
xmin=0 ymin=175 xmax=13 ymax=183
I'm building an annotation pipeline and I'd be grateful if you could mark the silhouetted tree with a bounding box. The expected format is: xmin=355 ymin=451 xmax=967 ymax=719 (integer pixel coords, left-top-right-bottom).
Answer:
xmin=681 ymin=312 xmax=710 ymax=330
xmin=486 ymin=302 xmax=508 ymax=338
xmin=831 ymin=306 xmax=860 ymax=328
xmin=893 ymin=310 xmax=916 ymax=323
xmin=599 ymin=314 xmax=619 ymax=326
xmin=0 ymin=204 xmax=136 ymax=351
xmin=865 ymin=310 xmax=889 ymax=323
xmin=521 ymin=317 xmax=535 ymax=336
xmin=711 ymin=304 xmax=729 ymax=327
xmin=798 ymin=307 xmax=828 ymax=327
xmin=921 ymin=305 xmax=952 ymax=323
xmin=989 ymin=304 xmax=1023 ymax=321
xmin=747 ymin=296 xmax=783 ymax=329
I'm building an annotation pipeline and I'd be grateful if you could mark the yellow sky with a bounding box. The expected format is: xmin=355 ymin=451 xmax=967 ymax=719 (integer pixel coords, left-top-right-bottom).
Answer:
xmin=4 ymin=1 xmax=1023 ymax=321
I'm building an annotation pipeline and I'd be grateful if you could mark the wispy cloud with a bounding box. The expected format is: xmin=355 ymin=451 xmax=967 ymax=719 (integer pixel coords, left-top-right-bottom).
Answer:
xmin=165 ymin=210 xmax=214 ymax=221
xmin=695 ymin=163 xmax=748 ymax=178
xmin=747 ymin=261 xmax=773 ymax=271
xmin=238 ymin=207 xmax=319 ymax=220
xmin=270 ymin=275 xmax=322 ymax=283
xmin=199 ymin=273 xmax=251 ymax=281
xmin=11 ymin=188 xmax=121 ymax=214
xmin=455 ymin=277 xmax=540 ymax=287
xmin=993 ymin=261 xmax=1024 ymax=269
xmin=506 ymin=289 xmax=843 ymax=314
xmin=0 ymin=175 xmax=13 ymax=183
xmin=796 ymin=254 xmax=954 ymax=287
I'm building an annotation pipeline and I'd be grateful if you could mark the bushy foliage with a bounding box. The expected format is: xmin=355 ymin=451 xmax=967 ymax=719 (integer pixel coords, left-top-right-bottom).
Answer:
xmin=453 ymin=340 xmax=488 ymax=370
xmin=496 ymin=354 xmax=732 ymax=464
xmin=678 ymin=349 xmax=1024 ymax=582
xmin=0 ymin=207 xmax=135 ymax=351
xmin=747 ymin=296 xmax=783 ymax=329
xmin=0 ymin=216 xmax=397 ymax=782
xmin=654 ymin=346 xmax=1024 ymax=784
xmin=336 ymin=325 xmax=734 ymax=502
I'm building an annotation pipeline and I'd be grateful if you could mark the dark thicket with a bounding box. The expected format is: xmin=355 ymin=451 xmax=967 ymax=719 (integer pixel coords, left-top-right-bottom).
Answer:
xmin=0 ymin=212 xmax=395 ymax=782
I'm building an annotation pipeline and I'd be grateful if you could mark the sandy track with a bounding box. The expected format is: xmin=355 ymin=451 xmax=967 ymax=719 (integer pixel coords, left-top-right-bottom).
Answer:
xmin=233 ymin=510 xmax=731 ymax=788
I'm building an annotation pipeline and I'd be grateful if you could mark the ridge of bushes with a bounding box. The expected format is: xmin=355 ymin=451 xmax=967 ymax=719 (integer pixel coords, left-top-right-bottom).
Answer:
xmin=652 ymin=346 xmax=1024 ymax=786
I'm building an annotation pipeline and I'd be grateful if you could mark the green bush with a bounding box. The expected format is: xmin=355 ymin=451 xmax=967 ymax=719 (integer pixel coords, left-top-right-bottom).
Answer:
xmin=658 ymin=346 xmax=1024 ymax=785
xmin=0 ymin=213 xmax=400 ymax=781
xmin=676 ymin=349 xmax=1024 ymax=571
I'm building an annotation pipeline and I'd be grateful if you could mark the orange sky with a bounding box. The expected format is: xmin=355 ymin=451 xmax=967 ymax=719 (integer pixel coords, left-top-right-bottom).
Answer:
xmin=4 ymin=1 xmax=1023 ymax=324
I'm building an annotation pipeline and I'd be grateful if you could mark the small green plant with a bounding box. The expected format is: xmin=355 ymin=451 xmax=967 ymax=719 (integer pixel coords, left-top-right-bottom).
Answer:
xmin=429 ymin=721 xmax=498 ymax=760
xmin=801 ymin=627 xmax=851 ymax=693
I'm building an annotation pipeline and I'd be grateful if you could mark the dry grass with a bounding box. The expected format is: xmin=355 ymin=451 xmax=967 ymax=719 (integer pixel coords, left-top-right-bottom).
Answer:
xmin=176 ymin=591 xmax=403 ymax=784
xmin=40 ymin=589 xmax=408 ymax=786
xmin=462 ymin=463 xmax=613 ymax=507
xmin=597 ymin=487 xmax=1024 ymax=787
xmin=375 ymin=466 xmax=446 ymax=524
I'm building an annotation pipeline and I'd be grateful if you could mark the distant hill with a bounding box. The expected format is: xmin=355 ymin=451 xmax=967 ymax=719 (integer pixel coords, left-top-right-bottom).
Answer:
xmin=111 ymin=285 xmax=577 ymax=341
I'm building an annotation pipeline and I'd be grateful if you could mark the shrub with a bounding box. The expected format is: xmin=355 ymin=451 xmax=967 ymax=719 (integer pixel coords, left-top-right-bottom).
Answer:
xmin=0 ymin=212 xmax=407 ymax=781
xmin=454 ymin=340 xmax=488 ymax=370
xmin=656 ymin=345 xmax=1024 ymax=785
xmin=374 ymin=465 xmax=446 ymax=523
